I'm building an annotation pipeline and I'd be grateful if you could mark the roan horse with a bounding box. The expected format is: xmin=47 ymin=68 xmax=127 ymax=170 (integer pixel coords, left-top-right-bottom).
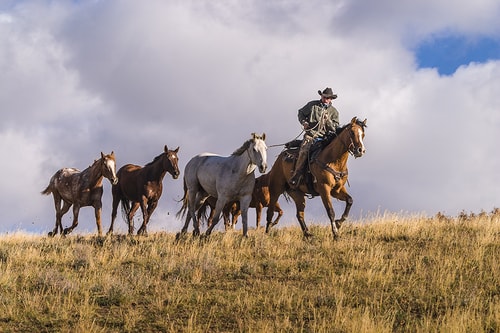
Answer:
xmin=177 ymin=133 xmax=267 ymax=238
xmin=265 ymin=117 xmax=367 ymax=240
xmin=41 ymin=152 xmax=118 ymax=237
xmin=107 ymin=145 xmax=180 ymax=236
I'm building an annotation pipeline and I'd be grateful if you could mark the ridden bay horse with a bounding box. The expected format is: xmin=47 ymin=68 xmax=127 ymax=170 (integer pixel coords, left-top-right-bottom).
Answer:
xmin=177 ymin=133 xmax=267 ymax=238
xmin=266 ymin=117 xmax=367 ymax=240
xmin=41 ymin=152 xmax=118 ymax=237
xmin=107 ymin=145 xmax=180 ymax=236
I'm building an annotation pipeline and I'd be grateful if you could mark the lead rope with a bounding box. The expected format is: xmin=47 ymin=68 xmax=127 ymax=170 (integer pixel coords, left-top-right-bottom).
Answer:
xmin=268 ymin=120 xmax=322 ymax=148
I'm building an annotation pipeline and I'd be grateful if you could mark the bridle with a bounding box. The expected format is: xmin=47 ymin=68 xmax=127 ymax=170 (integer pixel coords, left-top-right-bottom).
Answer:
xmin=347 ymin=123 xmax=365 ymax=157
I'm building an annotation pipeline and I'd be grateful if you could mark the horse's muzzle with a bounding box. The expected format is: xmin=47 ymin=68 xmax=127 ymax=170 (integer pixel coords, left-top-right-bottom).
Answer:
xmin=354 ymin=147 xmax=366 ymax=158
xmin=259 ymin=163 xmax=267 ymax=173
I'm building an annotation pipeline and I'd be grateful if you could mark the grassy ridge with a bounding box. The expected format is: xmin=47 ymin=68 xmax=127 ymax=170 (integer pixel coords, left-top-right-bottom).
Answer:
xmin=1 ymin=210 xmax=499 ymax=332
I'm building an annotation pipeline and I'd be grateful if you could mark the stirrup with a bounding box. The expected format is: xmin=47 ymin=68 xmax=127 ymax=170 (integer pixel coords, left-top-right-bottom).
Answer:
xmin=289 ymin=174 xmax=302 ymax=188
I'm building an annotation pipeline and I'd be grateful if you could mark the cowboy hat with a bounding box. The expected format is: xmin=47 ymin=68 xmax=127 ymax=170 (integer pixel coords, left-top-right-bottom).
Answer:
xmin=318 ymin=87 xmax=337 ymax=99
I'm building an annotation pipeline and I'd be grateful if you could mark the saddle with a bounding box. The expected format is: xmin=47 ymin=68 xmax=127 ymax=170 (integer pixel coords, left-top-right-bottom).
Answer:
xmin=283 ymin=135 xmax=336 ymax=196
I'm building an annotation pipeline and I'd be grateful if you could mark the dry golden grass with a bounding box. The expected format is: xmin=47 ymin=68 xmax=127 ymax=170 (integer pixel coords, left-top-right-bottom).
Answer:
xmin=1 ymin=209 xmax=499 ymax=332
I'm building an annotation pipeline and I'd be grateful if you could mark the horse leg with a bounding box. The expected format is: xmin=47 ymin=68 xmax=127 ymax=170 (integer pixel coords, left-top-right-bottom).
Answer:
xmin=48 ymin=194 xmax=65 ymax=237
xmin=128 ymin=202 xmax=140 ymax=235
xmin=317 ymin=184 xmax=339 ymax=240
xmin=205 ymin=198 xmax=227 ymax=236
xmin=255 ymin=203 xmax=263 ymax=229
xmin=206 ymin=206 xmax=216 ymax=228
xmin=137 ymin=198 xmax=149 ymax=236
xmin=107 ymin=192 xmax=121 ymax=235
xmin=265 ymin=194 xmax=279 ymax=233
xmin=274 ymin=202 xmax=283 ymax=226
xmin=331 ymin=186 xmax=353 ymax=229
xmin=222 ymin=204 xmax=231 ymax=231
xmin=138 ymin=199 xmax=158 ymax=236
xmin=231 ymin=203 xmax=240 ymax=229
xmin=288 ymin=191 xmax=313 ymax=238
xmin=265 ymin=190 xmax=282 ymax=233
xmin=63 ymin=204 xmax=80 ymax=236
xmin=93 ymin=200 xmax=103 ymax=237
xmin=238 ymin=195 xmax=252 ymax=237
xmin=265 ymin=170 xmax=287 ymax=233
xmin=191 ymin=192 xmax=208 ymax=236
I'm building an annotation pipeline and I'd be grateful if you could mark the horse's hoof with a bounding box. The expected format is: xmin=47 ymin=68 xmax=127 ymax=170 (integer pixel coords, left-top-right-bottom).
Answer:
xmin=137 ymin=227 xmax=148 ymax=236
xmin=62 ymin=228 xmax=71 ymax=236
xmin=175 ymin=232 xmax=186 ymax=242
xmin=48 ymin=231 xmax=55 ymax=237
xmin=335 ymin=219 xmax=344 ymax=229
xmin=304 ymin=231 xmax=314 ymax=239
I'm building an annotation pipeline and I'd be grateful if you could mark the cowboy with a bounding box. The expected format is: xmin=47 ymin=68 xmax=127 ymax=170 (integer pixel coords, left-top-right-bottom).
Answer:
xmin=289 ymin=87 xmax=340 ymax=188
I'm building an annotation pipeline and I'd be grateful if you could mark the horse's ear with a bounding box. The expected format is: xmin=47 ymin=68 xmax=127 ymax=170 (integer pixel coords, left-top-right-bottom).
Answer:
xmin=262 ymin=133 xmax=266 ymax=141
xmin=110 ymin=151 xmax=115 ymax=157
xmin=350 ymin=117 xmax=357 ymax=124
xmin=362 ymin=118 xmax=367 ymax=127
xmin=101 ymin=152 xmax=105 ymax=159
xmin=174 ymin=147 xmax=179 ymax=153
xmin=164 ymin=145 xmax=168 ymax=152
xmin=251 ymin=133 xmax=256 ymax=139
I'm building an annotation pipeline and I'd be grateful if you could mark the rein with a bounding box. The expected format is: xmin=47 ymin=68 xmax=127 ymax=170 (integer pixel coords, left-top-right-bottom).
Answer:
xmin=347 ymin=136 xmax=356 ymax=156
xmin=268 ymin=129 xmax=305 ymax=148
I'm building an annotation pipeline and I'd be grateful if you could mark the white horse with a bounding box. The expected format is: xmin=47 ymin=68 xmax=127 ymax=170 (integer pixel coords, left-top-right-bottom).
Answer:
xmin=177 ymin=133 xmax=267 ymax=237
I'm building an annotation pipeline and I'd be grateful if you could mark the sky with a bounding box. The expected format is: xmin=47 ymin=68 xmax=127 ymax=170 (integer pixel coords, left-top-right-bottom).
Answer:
xmin=0 ymin=0 xmax=499 ymax=235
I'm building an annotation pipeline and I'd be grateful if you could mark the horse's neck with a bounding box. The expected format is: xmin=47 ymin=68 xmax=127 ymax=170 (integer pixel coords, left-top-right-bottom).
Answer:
xmin=81 ymin=160 xmax=104 ymax=188
xmin=230 ymin=151 xmax=256 ymax=176
xmin=147 ymin=158 xmax=167 ymax=181
xmin=317 ymin=133 xmax=350 ymax=168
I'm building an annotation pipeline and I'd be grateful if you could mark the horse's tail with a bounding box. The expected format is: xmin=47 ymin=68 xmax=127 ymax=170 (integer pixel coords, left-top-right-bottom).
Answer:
xmin=282 ymin=191 xmax=292 ymax=203
xmin=120 ymin=198 xmax=133 ymax=230
xmin=41 ymin=185 xmax=52 ymax=195
xmin=175 ymin=179 xmax=189 ymax=219
xmin=197 ymin=202 xmax=211 ymax=226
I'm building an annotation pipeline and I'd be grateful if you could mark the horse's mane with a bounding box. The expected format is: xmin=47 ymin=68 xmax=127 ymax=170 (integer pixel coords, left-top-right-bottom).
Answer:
xmin=145 ymin=152 xmax=164 ymax=167
xmin=320 ymin=118 xmax=367 ymax=148
xmin=336 ymin=118 xmax=367 ymax=135
xmin=232 ymin=139 xmax=252 ymax=156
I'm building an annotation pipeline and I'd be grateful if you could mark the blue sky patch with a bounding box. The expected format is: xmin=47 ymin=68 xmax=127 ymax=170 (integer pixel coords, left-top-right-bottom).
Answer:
xmin=415 ymin=35 xmax=500 ymax=75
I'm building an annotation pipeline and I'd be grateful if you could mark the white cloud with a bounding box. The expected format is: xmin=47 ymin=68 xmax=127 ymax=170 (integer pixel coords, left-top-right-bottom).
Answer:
xmin=0 ymin=0 xmax=499 ymax=235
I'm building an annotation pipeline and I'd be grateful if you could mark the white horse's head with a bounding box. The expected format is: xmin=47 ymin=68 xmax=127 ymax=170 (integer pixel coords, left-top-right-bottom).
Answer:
xmin=249 ymin=133 xmax=267 ymax=173
xmin=101 ymin=151 xmax=118 ymax=185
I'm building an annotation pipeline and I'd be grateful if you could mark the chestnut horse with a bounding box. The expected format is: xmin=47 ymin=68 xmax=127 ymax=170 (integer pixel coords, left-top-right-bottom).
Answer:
xmin=176 ymin=195 xmax=236 ymax=230
xmin=266 ymin=117 xmax=367 ymax=240
xmin=200 ymin=173 xmax=284 ymax=229
xmin=107 ymin=145 xmax=180 ymax=236
xmin=41 ymin=152 xmax=118 ymax=237
xmin=177 ymin=133 xmax=267 ymax=238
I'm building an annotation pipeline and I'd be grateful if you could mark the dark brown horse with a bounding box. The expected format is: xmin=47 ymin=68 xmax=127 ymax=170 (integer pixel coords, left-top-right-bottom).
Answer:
xmin=266 ymin=117 xmax=367 ymax=240
xmin=41 ymin=152 xmax=118 ymax=237
xmin=107 ymin=145 xmax=180 ymax=236
xmin=195 ymin=173 xmax=284 ymax=229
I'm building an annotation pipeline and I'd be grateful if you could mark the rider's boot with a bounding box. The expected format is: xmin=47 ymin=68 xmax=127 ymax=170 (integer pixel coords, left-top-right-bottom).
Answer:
xmin=289 ymin=145 xmax=308 ymax=189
